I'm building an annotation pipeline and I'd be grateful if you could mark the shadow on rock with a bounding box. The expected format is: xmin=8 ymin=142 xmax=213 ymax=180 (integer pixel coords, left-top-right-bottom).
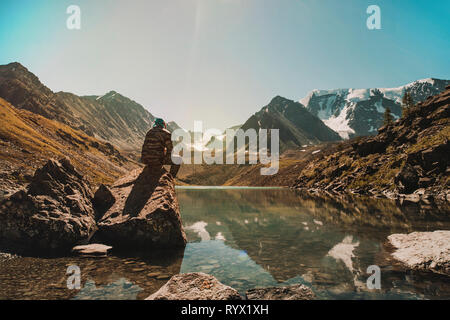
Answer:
xmin=95 ymin=166 xmax=187 ymax=251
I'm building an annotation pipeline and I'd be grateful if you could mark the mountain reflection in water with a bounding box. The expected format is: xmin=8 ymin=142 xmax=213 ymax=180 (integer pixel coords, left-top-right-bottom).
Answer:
xmin=1 ymin=187 xmax=449 ymax=299
xmin=178 ymin=187 xmax=450 ymax=299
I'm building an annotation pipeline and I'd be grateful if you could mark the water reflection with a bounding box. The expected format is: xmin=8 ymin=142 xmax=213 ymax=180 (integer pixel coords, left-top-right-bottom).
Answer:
xmin=178 ymin=188 xmax=450 ymax=299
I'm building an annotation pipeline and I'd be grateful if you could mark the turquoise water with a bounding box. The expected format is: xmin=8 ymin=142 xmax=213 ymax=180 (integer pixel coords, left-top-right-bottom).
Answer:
xmin=0 ymin=187 xmax=449 ymax=299
xmin=177 ymin=187 xmax=450 ymax=299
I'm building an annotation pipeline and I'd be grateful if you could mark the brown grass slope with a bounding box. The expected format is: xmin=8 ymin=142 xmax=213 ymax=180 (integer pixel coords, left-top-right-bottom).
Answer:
xmin=0 ymin=97 xmax=140 ymax=197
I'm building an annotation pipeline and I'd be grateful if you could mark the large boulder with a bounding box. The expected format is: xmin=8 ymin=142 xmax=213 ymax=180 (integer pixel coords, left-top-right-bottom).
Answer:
xmin=0 ymin=158 xmax=97 ymax=254
xmin=352 ymin=138 xmax=388 ymax=157
xmin=387 ymin=231 xmax=450 ymax=275
xmin=146 ymin=272 xmax=241 ymax=300
xmin=245 ymin=284 xmax=315 ymax=300
xmin=394 ymin=163 xmax=419 ymax=194
xmin=95 ymin=166 xmax=186 ymax=250
xmin=420 ymin=140 xmax=449 ymax=172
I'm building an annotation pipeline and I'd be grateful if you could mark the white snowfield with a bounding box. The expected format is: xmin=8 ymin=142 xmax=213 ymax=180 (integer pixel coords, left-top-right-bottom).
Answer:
xmin=299 ymin=78 xmax=438 ymax=139
xmin=323 ymin=103 xmax=355 ymax=139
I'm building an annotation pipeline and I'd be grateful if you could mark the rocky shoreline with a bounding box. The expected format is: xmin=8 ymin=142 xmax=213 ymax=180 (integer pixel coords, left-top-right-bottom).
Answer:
xmin=293 ymin=186 xmax=449 ymax=204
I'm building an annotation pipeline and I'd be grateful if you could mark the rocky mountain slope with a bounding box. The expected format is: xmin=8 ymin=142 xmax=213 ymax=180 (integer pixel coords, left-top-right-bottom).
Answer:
xmin=0 ymin=97 xmax=139 ymax=199
xmin=239 ymin=96 xmax=341 ymax=152
xmin=0 ymin=62 xmax=159 ymax=151
xmin=293 ymin=85 xmax=450 ymax=201
xmin=301 ymin=78 xmax=450 ymax=138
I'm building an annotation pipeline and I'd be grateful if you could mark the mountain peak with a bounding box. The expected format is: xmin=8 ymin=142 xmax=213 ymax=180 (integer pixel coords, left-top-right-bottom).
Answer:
xmin=0 ymin=62 xmax=37 ymax=80
xmin=95 ymin=90 xmax=120 ymax=101
xmin=269 ymin=95 xmax=293 ymax=105
xmin=3 ymin=62 xmax=27 ymax=71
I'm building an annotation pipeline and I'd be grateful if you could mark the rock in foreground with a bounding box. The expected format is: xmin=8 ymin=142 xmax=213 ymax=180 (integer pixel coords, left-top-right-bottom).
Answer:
xmin=96 ymin=166 xmax=186 ymax=250
xmin=387 ymin=230 xmax=450 ymax=275
xmin=245 ymin=284 xmax=315 ymax=300
xmin=0 ymin=159 xmax=97 ymax=254
xmin=146 ymin=272 xmax=241 ymax=300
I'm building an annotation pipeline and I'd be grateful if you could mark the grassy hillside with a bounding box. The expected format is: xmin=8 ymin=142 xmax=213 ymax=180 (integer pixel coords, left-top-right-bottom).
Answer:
xmin=0 ymin=97 xmax=141 ymax=197
xmin=0 ymin=63 xmax=155 ymax=151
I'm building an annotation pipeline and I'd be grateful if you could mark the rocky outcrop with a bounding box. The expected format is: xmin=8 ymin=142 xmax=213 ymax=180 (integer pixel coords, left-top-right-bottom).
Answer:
xmin=352 ymin=137 xmax=389 ymax=157
xmin=95 ymin=166 xmax=186 ymax=250
xmin=387 ymin=231 xmax=450 ymax=275
xmin=245 ymin=284 xmax=315 ymax=300
xmin=394 ymin=164 xmax=420 ymax=194
xmin=146 ymin=272 xmax=241 ymax=300
xmin=0 ymin=158 xmax=97 ymax=254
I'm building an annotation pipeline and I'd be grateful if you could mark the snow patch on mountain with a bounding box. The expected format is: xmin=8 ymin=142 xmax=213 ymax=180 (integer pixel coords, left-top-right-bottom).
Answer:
xmin=374 ymin=100 xmax=384 ymax=113
xmin=323 ymin=104 xmax=355 ymax=139
xmin=347 ymin=88 xmax=370 ymax=102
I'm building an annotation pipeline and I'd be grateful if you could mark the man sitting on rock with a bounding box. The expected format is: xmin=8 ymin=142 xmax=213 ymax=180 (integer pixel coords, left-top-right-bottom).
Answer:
xmin=141 ymin=118 xmax=181 ymax=177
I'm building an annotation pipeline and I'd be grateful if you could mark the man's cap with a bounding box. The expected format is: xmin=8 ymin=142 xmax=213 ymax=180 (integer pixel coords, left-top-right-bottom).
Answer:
xmin=153 ymin=118 xmax=165 ymax=128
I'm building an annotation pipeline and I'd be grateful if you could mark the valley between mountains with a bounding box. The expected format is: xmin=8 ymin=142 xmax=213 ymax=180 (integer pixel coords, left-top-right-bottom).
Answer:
xmin=0 ymin=62 xmax=449 ymax=203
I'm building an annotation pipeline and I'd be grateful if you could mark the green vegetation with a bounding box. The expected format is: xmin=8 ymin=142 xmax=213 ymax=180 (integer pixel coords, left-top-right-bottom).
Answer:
xmin=401 ymin=91 xmax=415 ymax=118
xmin=383 ymin=107 xmax=394 ymax=126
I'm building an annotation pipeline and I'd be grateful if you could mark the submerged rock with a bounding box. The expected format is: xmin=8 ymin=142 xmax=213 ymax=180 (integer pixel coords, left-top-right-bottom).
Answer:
xmin=72 ymin=243 xmax=112 ymax=257
xmin=0 ymin=158 xmax=97 ymax=254
xmin=387 ymin=230 xmax=450 ymax=275
xmin=146 ymin=272 xmax=241 ymax=300
xmin=96 ymin=166 xmax=186 ymax=250
xmin=245 ymin=284 xmax=315 ymax=300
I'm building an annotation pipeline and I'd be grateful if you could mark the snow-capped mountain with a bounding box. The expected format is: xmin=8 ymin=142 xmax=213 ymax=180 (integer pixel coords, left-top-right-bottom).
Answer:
xmin=300 ymin=78 xmax=450 ymax=138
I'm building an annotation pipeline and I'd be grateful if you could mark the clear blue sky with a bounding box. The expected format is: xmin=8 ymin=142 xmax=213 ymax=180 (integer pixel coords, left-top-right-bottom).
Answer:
xmin=0 ymin=0 xmax=449 ymax=130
